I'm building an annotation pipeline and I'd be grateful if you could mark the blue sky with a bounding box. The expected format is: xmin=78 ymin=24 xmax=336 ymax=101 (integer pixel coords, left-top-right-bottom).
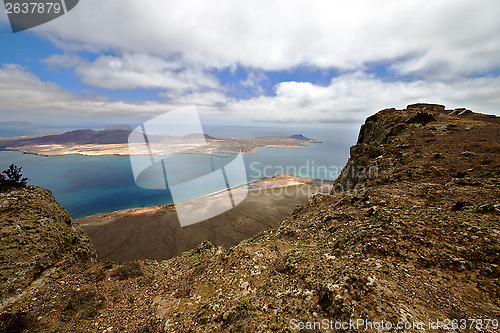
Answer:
xmin=1 ymin=0 xmax=500 ymax=128
xmin=0 ymin=32 xmax=339 ymax=100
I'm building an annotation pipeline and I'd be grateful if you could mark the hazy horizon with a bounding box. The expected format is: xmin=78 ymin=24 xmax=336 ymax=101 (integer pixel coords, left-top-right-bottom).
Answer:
xmin=1 ymin=1 xmax=500 ymax=129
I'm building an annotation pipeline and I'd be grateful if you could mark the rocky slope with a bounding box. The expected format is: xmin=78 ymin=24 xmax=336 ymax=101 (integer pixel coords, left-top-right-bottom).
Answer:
xmin=0 ymin=103 xmax=498 ymax=332
xmin=79 ymin=176 xmax=332 ymax=262
xmin=0 ymin=186 xmax=96 ymax=313
xmin=0 ymin=130 xmax=311 ymax=156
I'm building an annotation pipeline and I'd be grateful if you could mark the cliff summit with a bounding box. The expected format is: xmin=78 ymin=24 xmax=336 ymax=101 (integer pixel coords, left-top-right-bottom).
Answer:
xmin=0 ymin=103 xmax=498 ymax=332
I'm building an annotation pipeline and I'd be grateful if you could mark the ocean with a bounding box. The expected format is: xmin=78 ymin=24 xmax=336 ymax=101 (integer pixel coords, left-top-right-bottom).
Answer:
xmin=0 ymin=125 xmax=357 ymax=219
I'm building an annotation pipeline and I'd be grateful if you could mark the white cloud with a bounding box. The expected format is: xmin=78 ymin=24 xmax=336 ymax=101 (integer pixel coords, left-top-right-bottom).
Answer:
xmin=0 ymin=64 xmax=171 ymax=118
xmin=224 ymin=73 xmax=500 ymax=123
xmin=7 ymin=0 xmax=495 ymax=125
xmin=0 ymin=64 xmax=81 ymax=108
xmin=160 ymin=90 xmax=230 ymax=108
xmin=1 ymin=65 xmax=499 ymax=126
xmin=33 ymin=0 xmax=500 ymax=77
xmin=239 ymin=71 xmax=268 ymax=95
xmin=42 ymin=53 xmax=85 ymax=70
xmin=42 ymin=53 xmax=220 ymax=91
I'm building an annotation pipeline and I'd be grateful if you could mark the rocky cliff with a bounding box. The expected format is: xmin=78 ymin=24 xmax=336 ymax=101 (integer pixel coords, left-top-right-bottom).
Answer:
xmin=335 ymin=103 xmax=498 ymax=189
xmin=0 ymin=186 xmax=96 ymax=313
xmin=0 ymin=104 xmax=498 ymax=332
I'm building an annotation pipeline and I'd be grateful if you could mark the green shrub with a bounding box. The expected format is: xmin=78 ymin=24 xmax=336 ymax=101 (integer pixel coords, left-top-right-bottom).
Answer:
xmin=110 ymin=262 xmax=143 ymax=280
xmin=0 ymin=164 xmax=29 ymax=189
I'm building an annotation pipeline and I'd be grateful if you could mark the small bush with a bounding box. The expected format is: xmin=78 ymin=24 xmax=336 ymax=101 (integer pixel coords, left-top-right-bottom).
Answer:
xmin=62 ymin=289 xmax=104 ymax=320
xmin=0 ymin=164 xmax=29 ymax=189
xmin=110 ymin=262 xmax=143 ymax=280
xmin=0 ymin=311 xmax=35 ymax=332
xmin=407 ymin=112 xmax=436 ymax=125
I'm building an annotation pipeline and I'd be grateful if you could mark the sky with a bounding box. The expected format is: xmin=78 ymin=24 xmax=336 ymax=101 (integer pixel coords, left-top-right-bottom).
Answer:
xmin=0 ymin=0 xmax=499 ymax=129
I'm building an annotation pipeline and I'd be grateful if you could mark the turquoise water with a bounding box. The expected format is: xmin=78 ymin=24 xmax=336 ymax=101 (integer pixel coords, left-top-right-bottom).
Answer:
xmin=0 ymin=131 xmax=354 ymax=219
xmin=0 ymin=151 xmax=171 ymax=218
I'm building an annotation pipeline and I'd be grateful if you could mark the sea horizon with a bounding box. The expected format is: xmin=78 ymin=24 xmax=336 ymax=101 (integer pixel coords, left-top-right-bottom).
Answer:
xmin=0 ymin=125 xmax=355 ymax=219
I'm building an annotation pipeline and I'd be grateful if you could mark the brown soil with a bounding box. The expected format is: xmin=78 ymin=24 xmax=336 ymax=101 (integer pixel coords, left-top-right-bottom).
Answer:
xmin=1 ymin=103 xmax=499 ymax=332
xmin=79 ymin=177 xmax=332 ymax=262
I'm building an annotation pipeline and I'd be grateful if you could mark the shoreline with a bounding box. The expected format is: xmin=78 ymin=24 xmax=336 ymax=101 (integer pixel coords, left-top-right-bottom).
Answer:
xmin=0 ymin=143 xmax=309 ymax=158
xmin=0 ymin=134 xmax=316 ymax=157
xmin=77 ymin=173 xmax=334 ymax=261
xmin=77 ymin=174 xmax=333 ymax=222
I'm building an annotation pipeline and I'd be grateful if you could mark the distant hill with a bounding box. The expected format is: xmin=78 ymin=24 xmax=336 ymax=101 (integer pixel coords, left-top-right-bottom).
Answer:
xmin=182 ymin=133 xmax=217 ymax=140
xmin=288 ymin=134 xmax=313 ymax=141
xmin=0 ymin=103 xmax=499 ymax=331
xmin=104 ymin=124 xmax=134 ymax=131
xmin=0 ymin=130 xmax=309 ymax=156
xmin=0 ymin=121 xmax=31 ymax=127
xmin=0 ymin=130 xmax=219 ymax=148
xmin=1 ymin=129 xmax=132 ymax=146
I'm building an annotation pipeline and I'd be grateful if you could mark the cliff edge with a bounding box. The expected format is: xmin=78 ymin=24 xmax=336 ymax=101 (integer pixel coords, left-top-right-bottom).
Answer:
xmin=0 ymin=186 xmax=96 ymax=312
xmin=1 ymin=104 xmax=499 ymax=332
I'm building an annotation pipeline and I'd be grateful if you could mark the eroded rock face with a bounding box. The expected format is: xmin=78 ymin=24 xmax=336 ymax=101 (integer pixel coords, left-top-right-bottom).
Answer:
xmin=335 ymin=106 xmax=414 ymax=190
xmin=333 ymin=103 xmax=490 ymax=190
xmin=1 ymin=103 xmax=498 ymax=332
xmin=0 ymin=186 xmax=96 ymax=308
xmin=406 ymin=103 xmax=445 ymax=112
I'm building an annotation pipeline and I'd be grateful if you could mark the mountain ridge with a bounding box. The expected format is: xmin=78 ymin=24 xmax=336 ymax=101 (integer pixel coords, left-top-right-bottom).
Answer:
xmin=0 ymin=130 xmax=312 ymax=156
xmin=0 ymin=103 xmax=498 ymax=332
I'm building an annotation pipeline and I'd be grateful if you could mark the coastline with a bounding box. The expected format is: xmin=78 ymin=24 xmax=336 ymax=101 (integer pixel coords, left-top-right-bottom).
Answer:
xmin=78 ymin=174 xmax=333 ymax=223
xmin=77 ymin=173 xmax=333 ymax=261
xmin=0 ymin=143 xmax=308 ymax=157
xmin=0 ymin=135 xmax=313 ymax=157
xmin=1 ymin=140 xmax=343 ymax=221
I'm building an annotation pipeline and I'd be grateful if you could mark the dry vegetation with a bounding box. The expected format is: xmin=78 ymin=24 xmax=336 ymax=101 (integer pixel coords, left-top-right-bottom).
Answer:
xmin=1 ymin=104 xmax=498 ymax=332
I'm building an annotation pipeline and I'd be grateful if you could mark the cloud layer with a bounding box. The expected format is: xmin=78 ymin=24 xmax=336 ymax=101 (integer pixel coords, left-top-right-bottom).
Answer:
xmin=1 ymin=0 xmax=499 ymax=125
xmin=37 ymin=0 xmax=500 ymax=76
xmin=2 ymin=65 xmax=499 ymax=125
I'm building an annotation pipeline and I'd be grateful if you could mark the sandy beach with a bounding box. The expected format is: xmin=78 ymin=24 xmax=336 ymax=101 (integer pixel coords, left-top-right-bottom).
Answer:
xmin=78 ymin=175 xmax=333 ymax=261
xmin=0 ymin=136 xmax=310 ymax=156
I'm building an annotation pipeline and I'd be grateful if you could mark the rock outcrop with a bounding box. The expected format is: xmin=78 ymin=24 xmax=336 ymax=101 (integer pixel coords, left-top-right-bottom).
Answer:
xmin=1 ymin=104 xmax=498 ymax=332
xmin=335 ymin=103 xmax=499 ymax=189
xmin=0 ymin=186 xmax=96 ymax=312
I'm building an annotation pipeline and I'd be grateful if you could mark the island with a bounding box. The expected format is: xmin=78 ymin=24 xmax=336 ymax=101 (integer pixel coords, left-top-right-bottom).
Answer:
xmin=78 ymin=174 xmax=333 ymax=261
xmin=0 ymin=129 xmax=318 ymax=156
